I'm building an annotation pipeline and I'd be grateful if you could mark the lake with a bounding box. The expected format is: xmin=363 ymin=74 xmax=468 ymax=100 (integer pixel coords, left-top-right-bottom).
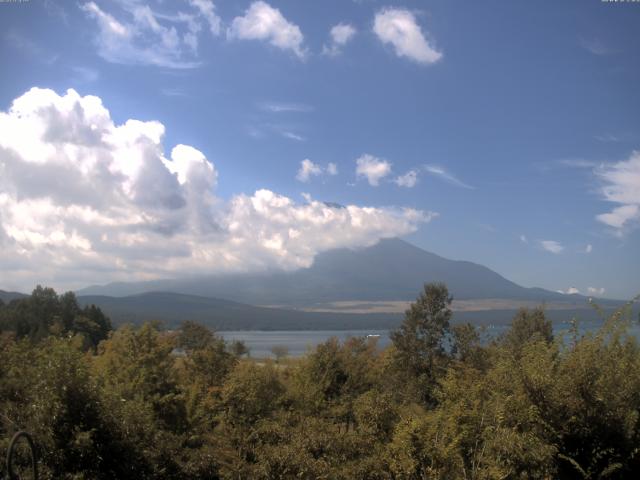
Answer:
xmin=220 ymin=319 xmax=640 ymax=358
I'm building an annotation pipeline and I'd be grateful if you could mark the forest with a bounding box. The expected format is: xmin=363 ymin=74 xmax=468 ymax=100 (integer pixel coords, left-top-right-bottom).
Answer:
xmin=1 ymin=284 xmax=639 ymax=479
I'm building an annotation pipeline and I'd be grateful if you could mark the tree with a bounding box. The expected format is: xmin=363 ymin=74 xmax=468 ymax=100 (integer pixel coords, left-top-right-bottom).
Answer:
xmin=178 ymin=320 xmax=214 ymax=352
xmin=502 ymin=307 xmax=553 ymax=352
xmin=229 ymin=339 xmax=249 ymax=358
xmin=93 ymin=323 xmax=186 ymax=433
xmin=451 ymin=322 xmax=488 ymax=370
xmin=0 ymin=287 xmax=111 ymax=348
xmin=390 ymin=282 xmax=452 ymax=405
xmin=271 ymin=344 xmax=289 ymax=363
xmin=0 ymin=336 xmax=136 ymax=479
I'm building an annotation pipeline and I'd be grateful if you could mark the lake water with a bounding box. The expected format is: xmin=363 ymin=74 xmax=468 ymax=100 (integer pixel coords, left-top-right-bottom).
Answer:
xmin=220 ymin=319 xmax=640 ymax=358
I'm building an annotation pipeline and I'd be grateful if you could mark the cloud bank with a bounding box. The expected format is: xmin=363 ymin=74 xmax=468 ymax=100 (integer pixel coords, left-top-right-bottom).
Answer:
xmin=0 ymin=88 xmax=432 ymax=290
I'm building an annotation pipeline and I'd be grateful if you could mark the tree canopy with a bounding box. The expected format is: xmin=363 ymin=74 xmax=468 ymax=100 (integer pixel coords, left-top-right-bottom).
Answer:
xmin=1 ymin=283 xmax=639 ymax=479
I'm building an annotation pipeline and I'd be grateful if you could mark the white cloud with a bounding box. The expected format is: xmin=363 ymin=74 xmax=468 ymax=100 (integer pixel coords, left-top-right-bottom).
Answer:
xmin=395 ymin=170 xmax=418 ymax=188
xmin=296 ymin=159 xmax=322 ymax=182
xmin=323 ymin=23 xmax=357 ymax=56
xmin=280 ymin=130 xmax=305 ymax=142
xmin=80 ymin=1 xmax=221 ymax=68
xmin=0 ymin=88 xmax=432 ymax=290
xmin=540 ymin=240 xmax=564 ymax=254
xmin=227 ymin=1 xmax=306 ymax=59
xmin=587 ymin=287 xmax=605 ymax=295
xmin=520 ymin=234 xmax=528 ymax=244
xmin=190 ymin=0 xmax=221 ymax=36
xmin=596 ymin=151 xmax=640 ymax=231
xmin=558 ymin=287 xmax=580 ymax=295
xmin=597 ymin=205 xmax=639 ymax=230
xmin=373 ymin=8 xmax=442 ymax=65
xmin=423 ymin=165 xmax=473 ymax=189
xmin=585 ymin=244 xmax=593 ymax=253
xmin=296 ymin=160 xmax=338 ymax=182
xmin=356 ymin=154 xmax=392 ymax=186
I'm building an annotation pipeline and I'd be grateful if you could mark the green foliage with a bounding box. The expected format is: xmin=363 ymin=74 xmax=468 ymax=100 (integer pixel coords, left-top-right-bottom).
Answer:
xmin=178 ymin=320 xmax=215 ymax=352
xmin=1 ymin=284 xmax=640 ymax=479
xmin=390 ymin=282 xmax=453 ymax=405
xmin=501 ymin=306 xmax=553 ymax=351
xmin=0 ymin=286 xmax=112 ymax=348
xmin=229 ymin=339 xmax=249 ymax=357
xmin=451 ymin=322 xmax=489 ymax=370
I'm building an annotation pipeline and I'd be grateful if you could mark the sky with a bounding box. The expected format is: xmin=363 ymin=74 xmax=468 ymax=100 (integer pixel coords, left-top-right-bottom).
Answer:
xmin=0 ymin=0 xmax=639 ymax=300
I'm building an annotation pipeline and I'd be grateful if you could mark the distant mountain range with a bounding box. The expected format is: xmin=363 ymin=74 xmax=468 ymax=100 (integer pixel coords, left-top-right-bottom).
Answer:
xmin=77 ymin=292 xmax=402 ymax=330
xmin=79 ymin=238 xmax=597 ymax=306
xmin=0 ymin=290 xmax=27 ymax=303
xmin=73 ymin=291 xmax=623 ymax=331
xmin=4 ymin=239 xmax=625 ymax=330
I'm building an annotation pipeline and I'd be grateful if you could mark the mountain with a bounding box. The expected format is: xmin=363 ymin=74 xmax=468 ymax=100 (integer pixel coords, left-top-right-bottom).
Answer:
xmin=76 ymin=291 xmax=626 ymax=331
xmin=78 ymin=292 xmax=402 ymax=330
xmin=0 ymin=290 xmax=28 ymax=303
xmin=78 ymin=238 xmax=593 ymax=306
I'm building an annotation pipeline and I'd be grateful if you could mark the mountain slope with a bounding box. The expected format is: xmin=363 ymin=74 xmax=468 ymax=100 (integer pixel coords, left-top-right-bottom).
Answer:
xmin=78 ymin=238 xmax=582 ymax=306
xmin=76 ymin=291 xmax=625 ymax=331
xmin=78 ymin=292 xmax=402 ymax=330
xmin=0 ymin=290 xmax=28 ymax=303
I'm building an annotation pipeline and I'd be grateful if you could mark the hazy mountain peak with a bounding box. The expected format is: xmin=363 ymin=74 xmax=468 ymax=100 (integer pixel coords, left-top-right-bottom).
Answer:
xmin=78 ymin=238 xmax=571 ymax=305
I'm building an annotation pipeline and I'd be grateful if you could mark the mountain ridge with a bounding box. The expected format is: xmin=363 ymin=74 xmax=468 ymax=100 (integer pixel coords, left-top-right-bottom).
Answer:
xmin=0 ymin=290 xmax=28 ymax=303
xmin=77 ymin=238 xmax=599 ymax=305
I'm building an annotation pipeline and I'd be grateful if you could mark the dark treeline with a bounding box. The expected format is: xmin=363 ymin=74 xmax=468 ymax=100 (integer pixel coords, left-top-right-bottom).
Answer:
xmin=1 ymin=284 xmax=639 ymax=479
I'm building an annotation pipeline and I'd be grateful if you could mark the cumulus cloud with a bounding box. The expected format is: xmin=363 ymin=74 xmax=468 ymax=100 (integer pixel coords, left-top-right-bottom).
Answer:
xmin=356 ymin=154 xmax=392 ymax=186
xmin=227 ymin=1 xmax=306 ymax=58
xmin=373 ymin=8 xmax=442 ymax=65
xmin=394 ymin=170 xmax=418 ymax=188
xmin=296 ymin=159 xmax=338 ymax=182
xmin=80 ymin=0 xmax=221 ymax=68
xmin=540 ymin=240 xmax=564 ymax=254
xmin=0 ymin=88 xmax=431 ymax=290
xmin=596 ymin=151 xmax=640 ymax=231
xmin=296 ymin=159 xmax=322 ymax=182
xmin=323 ymin=23 xmax=357 ymax=56
xmin=587 ymin=287 xmax=605 ymax=296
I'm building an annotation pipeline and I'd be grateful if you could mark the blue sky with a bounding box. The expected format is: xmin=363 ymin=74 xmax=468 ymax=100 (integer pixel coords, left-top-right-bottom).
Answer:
xmin=0 ymin=0 xmax=639 ymax=299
